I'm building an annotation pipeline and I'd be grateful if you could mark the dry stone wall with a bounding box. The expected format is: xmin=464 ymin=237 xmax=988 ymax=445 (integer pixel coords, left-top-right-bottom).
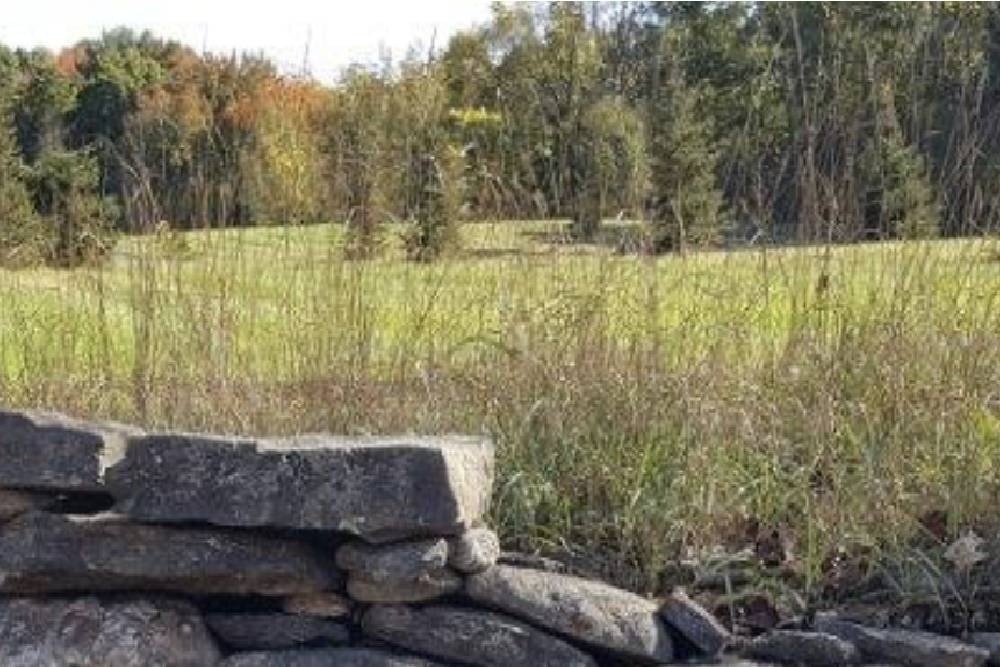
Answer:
xmin=0 ymin=408 xmax=997 ymax=667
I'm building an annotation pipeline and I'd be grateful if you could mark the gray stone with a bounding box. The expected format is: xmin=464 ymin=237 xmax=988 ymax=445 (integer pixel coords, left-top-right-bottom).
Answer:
xmin=0 ymin=511 xmax=340 ymax=596
xmin=744 ymin=630 xmax=859 ymax=666
xmin=347 ymin=568 xmax=463 ymax=603
xmin=660 ymin=589 xmax=730 ymax=657
xmin=206 ymin=613 xmax=349 ymax=650
xmin=0 ymin=489 xmax=54 ymax=523
xmin=0 ymin=409 xmax=141 ymax=492
xmin=0 ymin=596 xmax=220 ymax=667
xmin=221 ymin=648 xmax=444 ymax=666
xmin=337 ymin=538 xmax=461 ymax=603
xmin=283 ymin=592 xmax=354 ymax=619
xmin=363 ymin=604 xmax=599 ymax=667
xmin=970 ymin=633 xmax=1000 ymax=666
xmin=465 ymin=564 xmax=674 ymax=663
xmin=448 ymin=528 xmax=500 ymax=574
xmin=106 ymin=432 xmax=493 ymax=542
xmin=815 ymin=613 xmax=988 ymax=667
xmin=336 ymin=539 xmax=449 ymax=581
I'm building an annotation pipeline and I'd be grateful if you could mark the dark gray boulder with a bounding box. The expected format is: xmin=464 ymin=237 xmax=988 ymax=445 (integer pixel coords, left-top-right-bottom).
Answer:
xmin=106 ymin=433 xmax=493 ymax=542
xmin=0 ymin=511 xmax=341 ymax=596
xmin=744 ymin=630 xmax=859 ymax=666
xmin=465 ymin=565 xmax=674 ymax=663
xmin=0 ymin=489 xmax=54 ymax=523
xmin=0 ymin=409 xmax=141 ymax=492
xmin=969 ymin=633 xmax=1000 ymax=666
xmin=221 ymin=648 xmax=444 ymax=666
xmin=660 ymin=589 xmax=730 ymax=657
xmin=0 ymin=596 xmax=220 ymax=666
xmin=206 ymin=613 xmax=349 ymax=650
xmin=815 ymin=613 xmax=988 ymax=667
xmin=362 ymin=604 xmax=598 ymax=667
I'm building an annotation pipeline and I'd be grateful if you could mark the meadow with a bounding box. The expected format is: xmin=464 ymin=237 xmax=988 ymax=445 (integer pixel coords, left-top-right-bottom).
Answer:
xmin=2 ymin=220 xmax=1000 ymax=605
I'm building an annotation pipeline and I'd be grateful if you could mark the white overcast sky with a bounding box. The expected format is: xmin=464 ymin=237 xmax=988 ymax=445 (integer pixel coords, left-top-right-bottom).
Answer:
xmin=0 ymin=0 xmax=494 ymax=82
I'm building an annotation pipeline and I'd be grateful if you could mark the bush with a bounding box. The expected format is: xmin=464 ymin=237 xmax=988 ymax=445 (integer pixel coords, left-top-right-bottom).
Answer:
xmin=27 ymin=149 xmax=117 ymax=267
xmin=403 ymin=146 xmax=464 ymax=262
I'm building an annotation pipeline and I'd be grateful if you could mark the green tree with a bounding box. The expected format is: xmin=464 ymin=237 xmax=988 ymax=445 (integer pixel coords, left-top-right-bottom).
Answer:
xmin=649 ymin=28 xmax=725 ymax=252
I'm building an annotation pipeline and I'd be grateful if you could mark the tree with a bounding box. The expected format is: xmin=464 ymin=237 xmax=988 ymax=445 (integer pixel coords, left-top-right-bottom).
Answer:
xmin=649 ymin=27 xmax=725 ymax=252
xmin=330 ymin=68 xmax=391 ymax=257
xmin=391 ymin=63 xmax=463 ymax=261
xmin=0 ymin=103 xmax=43 ymax=266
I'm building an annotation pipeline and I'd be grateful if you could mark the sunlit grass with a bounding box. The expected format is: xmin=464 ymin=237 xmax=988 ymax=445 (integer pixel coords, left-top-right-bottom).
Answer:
xmin=2 ymin=220 xmax=1000 ymax=598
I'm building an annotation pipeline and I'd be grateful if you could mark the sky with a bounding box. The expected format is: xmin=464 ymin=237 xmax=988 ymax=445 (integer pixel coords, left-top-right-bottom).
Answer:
xmin=0 ymin=0 xmax=495 ymax=82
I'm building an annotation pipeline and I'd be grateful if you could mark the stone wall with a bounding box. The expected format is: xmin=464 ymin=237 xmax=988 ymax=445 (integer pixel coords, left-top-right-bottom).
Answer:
xmin=0 ymin=408 xmax=996 ymax=667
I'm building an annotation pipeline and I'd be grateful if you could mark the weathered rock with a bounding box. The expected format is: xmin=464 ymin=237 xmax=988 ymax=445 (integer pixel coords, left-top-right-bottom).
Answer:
xmin=0 ymin=511 xmax=340 ymax=596
xmin=815 ymin=613 xmax=989 ymax=667
xmin=106 ymin=432 xmax=493 ymax=542
xmin=363 ymin=604 xmax=599 ymax=667
xmin=0 ymin=409 xmax=141 ymax=492
xmin=283 ymin=592 xmax=354 ymax=619
xmin=336 ymin=538 xmax=461 ymax=602
xmin=347 ymin=568 xmax=463 ymax=603
xmin=221 ymin=648 xmax=444 ymax=666
xmin=206 ymin=613 xmax=349 ymax=650
xmin=448 ymin=528 xmax=500 ymax=574
xmin=466 ymin=565 xmax=674 ymax=663
xmin=336 ymin=539 xmax=449 ymax=581
xmin=0 ymin=489 xmax=54 ymax=523
xmin=661 ymin=589 xmax=730 ymax=657
xmin=744 ymin=630 xmax=860 ymax=666
xmin=970 ymin=633 xmax=1000 ymax=666
xmin=0 ymin=596 xmax=220 ymax=666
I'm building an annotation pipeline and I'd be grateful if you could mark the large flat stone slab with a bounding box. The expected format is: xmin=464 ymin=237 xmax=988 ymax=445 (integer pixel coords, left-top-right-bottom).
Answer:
xmin=106 ymin=432 xmax=494 ymax=542
xmin=221 ymin=648 xmax=445 ymax=666
xmin=0 ymin=596 xmax=220 ymax=667
xmin=466 ymin=564 xmax=674 ymax=663
xmin=815 ymin=613 xmax=989 ymax=667
xmin=0 ymin=409 xmax=140 ymax=492
xmin=363 ymin=604 xmax=598 ymax=667
xmin=0 ymin=511 xmax=341 ymax=596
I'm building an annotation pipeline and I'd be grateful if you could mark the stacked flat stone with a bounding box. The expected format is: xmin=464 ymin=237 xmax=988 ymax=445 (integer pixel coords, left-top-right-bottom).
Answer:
xmin=4 ymin=408 xmax=991 ymax=667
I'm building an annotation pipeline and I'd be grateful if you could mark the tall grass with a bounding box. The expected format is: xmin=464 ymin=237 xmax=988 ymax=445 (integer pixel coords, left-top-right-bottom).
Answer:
xmin=2 ymin=221 xmax=999 ymax=599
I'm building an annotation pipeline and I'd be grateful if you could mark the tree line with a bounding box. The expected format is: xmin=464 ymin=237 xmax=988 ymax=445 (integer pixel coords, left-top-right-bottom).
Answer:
xmin=1 ymin=2 xmax=999 ymax=265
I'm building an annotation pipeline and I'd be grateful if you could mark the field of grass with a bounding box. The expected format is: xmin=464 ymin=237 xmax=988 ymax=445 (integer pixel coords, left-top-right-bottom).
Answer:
xmin=2 ymin=220 xmax=1000 ymax=605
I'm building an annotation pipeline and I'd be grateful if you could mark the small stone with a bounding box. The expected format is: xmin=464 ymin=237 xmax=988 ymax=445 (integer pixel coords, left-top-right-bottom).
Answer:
xmin=206 ymin=613 xmax=349 ymax=650
xmin=661 ymin=589 xmax=730 ymax=657
xmin=347 ymin=568 xmax=463 ymax=603
xmin=466 ymin=564 xmax=674 ymax=663
xmin=363 ymin=604 xmax=599 ymax=667
xmin=0 ymin=511 xmax=341 ymax=596
xmin=106 ymin=432 xmax=494 ymax=542
xmin=745 ymin=630 xmax=859 ymax=666
xmin=0 ymin=489 xmax=54 ymax=523
xmin=221 ymin=648 xmax=446 ymax=666
xmin=283 ymin=592 xmax=354 ymax=619
xmin=336 ymin=538 xmax=449 ymax=582
xmin=0 ymin=409 xmax=141 ymax=492
xmin=815 ymin=613 xmax=989 ymax=667
xmin=969 ymin=633 xmax=1000 ymax=666
xmin=0 ymin=596 xmax=220 ymax=666
xmin=448 ymin=528 xmax=500 ymax=574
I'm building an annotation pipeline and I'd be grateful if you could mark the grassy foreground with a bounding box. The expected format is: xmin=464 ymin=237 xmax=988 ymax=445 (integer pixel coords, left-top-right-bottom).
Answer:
xmin=2 ymin=221 xmax=1000 ymax=600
